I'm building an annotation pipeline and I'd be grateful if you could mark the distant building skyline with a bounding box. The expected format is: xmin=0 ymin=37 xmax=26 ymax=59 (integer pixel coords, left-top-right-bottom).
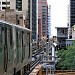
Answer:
xmin=38 ymin=0 xmax=48 ymax=40
xmin=48 ymin=5 xmax=51 ymax=38
xmin=38 ymin=0 xmax=42 ymax=41
xmin=42 ymin=0 xmax=48 ymax=37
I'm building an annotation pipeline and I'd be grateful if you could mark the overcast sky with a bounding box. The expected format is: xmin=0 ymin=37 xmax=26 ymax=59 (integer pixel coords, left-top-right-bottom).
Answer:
xmin=47 ymin=0 xmax=69 ymax=36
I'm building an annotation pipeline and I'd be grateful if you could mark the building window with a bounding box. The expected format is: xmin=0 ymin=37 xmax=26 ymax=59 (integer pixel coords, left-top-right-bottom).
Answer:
xmin=2 ymin=7 xmax=6 ymax=10
xmin=17 ymin=20 xmax=19 ymax=25
xmin=2 ymin=7 xmax=10 ymax=10
xmin=2 ymin=2 xmax=10 ymax=5
xmin=62 ymin=30 xmax=64 ymax=34
xmin=2 ymin=2 xmax=6 ymax=4
xmin=16 ymin=0 xmax=22 ymax=11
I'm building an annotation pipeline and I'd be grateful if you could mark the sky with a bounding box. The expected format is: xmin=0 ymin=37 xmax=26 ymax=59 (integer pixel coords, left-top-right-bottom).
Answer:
xmin=47 ymin=0 xmax=69 ymax=36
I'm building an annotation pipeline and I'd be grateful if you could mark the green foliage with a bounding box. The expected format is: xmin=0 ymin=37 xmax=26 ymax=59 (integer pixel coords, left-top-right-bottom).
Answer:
xmin=56 ymin=42 xmax=75 ymax=70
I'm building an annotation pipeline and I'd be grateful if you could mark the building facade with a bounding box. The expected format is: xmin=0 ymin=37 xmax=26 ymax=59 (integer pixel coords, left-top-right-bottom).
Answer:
xmin=48 ymin=5 xmax=51 ymax=38
xmin=38 ymin=0 xmax=42 ymax=41
xmin=72 ymin=25 xmax=75 ymax=39
xmin=68 ymin=0 xmax=75 ymax=39
xmin=56 ymin=27 xmax=68 ymax=49
xmin=38 ymin=0 xmax=48 ymax=47
xmin=70 ymin=0 xmax=75 ymax=27
xmin=42 ymin=0 xmax=48 ymax=37
xmin=0 ymin=0 xmax=10 ymax=11
xmin=32 ymin=0 xmax=37 ymax=42
xmin=0 ymin=0 xmax=31 ymax=28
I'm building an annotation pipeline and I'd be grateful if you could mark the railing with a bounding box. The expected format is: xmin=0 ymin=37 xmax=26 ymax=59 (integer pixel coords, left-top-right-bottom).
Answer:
xmin=55 ymin=70 xmax=75 ymax=75
xmin=42 ymin=70 xmax=75 ymax=75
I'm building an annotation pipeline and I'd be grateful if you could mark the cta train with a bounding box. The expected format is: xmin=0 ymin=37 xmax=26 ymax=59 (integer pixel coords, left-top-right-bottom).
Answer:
xmin=0 ymin=21 xmax=32 ymax=75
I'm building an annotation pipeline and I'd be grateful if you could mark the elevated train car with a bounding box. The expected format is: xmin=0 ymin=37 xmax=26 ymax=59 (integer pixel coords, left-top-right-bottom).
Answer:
xmin=0 ymin=21 xmax=32 ymax=75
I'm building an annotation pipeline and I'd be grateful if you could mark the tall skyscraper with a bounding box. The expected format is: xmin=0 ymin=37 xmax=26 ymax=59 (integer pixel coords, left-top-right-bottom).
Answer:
xmin=42 ymin=0 xmax=48 ymax=38
xmin=48 ymin=5 xmax=51 ymax=38
xmin=70 ymin=0 xmax=75 ymax=27
xmin=68 ymin=0 xmax=75 ymax=38
xmin=32 ymin=0 xmax=38 ymax=43
xmin=38 ymin=0 xmax=48 ymax=42
xmin=38 ymin=0 xmax=42 ymax=41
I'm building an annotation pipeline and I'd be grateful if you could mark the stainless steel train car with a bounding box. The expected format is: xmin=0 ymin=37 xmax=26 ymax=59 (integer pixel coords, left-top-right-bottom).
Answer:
xmin=0 ymin=21 xmax=32 ymax=75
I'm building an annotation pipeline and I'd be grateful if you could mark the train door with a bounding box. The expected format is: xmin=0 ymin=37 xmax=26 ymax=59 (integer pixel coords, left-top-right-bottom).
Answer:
xmin=21 ymin=31 xmax=24 ymax=62
xmin=2 ymin=27 xmax=8 ymax=72
xmin=0 ymin=26 xmax=3 ymax=74
xmin=8 ymin=28 xmax=13 ymax=62
xmin=21 ymin=31 xmax=25 ymax=62
xmin=16 ymin=29 xmax=19 ymax=62
xmin=18 ymin=30 xmax=22 ymax=63
xmin=16 ymin=29 xmax=22 ymax=63
xmin=28 ymin=33 xmax=30 ymax=58
xmin=25 ymin=33 xmax=30 ymax=59
xmin=7 ymin=27 xmax=14 ymax=72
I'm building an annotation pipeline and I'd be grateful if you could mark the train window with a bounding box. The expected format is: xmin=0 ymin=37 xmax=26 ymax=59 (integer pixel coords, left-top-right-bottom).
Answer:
xmin=16 ymin=30 xmax=19 ymax=61
xmin=21 ymin=31 xmax=25 ymax=61
xmin=25 ymin=33 xmax=27 ymax=46
xmin=22 ymin=31 xmax=23 ymax=47
xmin=23 ymin=32 xmax=25 ymax=58
xmin=9 ymin=28 xmax=13 ymax=62
xmin=27 ymin=33 xmax=29 ymax=46
xmin=4 ymin=27 xmax=8 ymax=72
xmin=22 ymin=31 xmax=23 ymax=61
xmin=10 ymin=28 xmax=13 ymax=46
xmin=27 ymin=33 xmax=30 ymax=58
xmin=0 ymin=27 xmax=2 ymax=53
xmin=25 ymin=33 xmax=29 ymax=58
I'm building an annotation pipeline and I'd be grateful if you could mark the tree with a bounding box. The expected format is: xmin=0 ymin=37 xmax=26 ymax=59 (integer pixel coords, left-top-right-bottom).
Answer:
xmin=56 ymin=41 xmax=75 ymax=70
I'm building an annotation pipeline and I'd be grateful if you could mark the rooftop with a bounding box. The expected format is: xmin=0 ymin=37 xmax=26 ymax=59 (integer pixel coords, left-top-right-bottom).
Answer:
xmin=55 ymin=27 xmax=69 ymax=29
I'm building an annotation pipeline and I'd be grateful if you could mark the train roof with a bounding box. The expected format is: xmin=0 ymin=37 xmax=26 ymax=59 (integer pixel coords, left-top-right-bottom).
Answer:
xmin=0 ymin=20 xmax=31 ymax=32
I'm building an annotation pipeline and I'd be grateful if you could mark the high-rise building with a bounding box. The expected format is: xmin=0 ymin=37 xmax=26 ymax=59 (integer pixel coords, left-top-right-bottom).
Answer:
xmin=48 ymin=5 xmax=51 ymax=38
xmin=38 ymin=0 xmax=48 ymax=46
xmin=38 ymin=0 xmax=48 ymax=48
xmin=68 ymin=0 xmax=75 ymax=38
xmin=70 ymin=0 xmax=75 ymax=27
xmin=38 ymin=0 xmax=42 ymax=41
xmin=32 ymin=0 xmax=37 ymax=41
xmin=42 ymin=0 xmax=48 ymax=38
xmin=10 ymin=0 xmax=29 ymax=27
